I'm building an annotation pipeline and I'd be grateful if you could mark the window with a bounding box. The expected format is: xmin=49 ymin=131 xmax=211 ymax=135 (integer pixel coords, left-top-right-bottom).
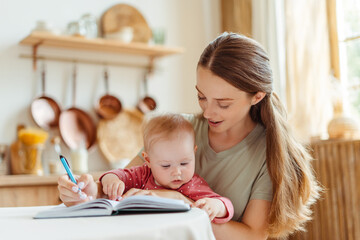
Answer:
xmin=336 ymin=0 xmax=360 ymax=118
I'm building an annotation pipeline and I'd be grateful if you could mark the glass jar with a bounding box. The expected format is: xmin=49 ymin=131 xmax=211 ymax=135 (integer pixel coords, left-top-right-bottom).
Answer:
xmin=17 ymin=127 xmax=48 ymax=176
xmin=79 ymin=13 xmax=98 ymax=38
xmin=19 ymin=143 xmax=45 ymax=175
xmin=70 ymin=146 xmax=88 ymax=174
xmin=48 ymin=136 xmax=65 ymax=175
xmin=67 ymin=21 xmax=86 ymax=37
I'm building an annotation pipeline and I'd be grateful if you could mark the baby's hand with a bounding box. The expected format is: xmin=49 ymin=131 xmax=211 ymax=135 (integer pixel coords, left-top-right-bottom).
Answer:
xmin=194 ymin=198 xmax=227 ymax=221
xmin=101 ymin=174 xmax=125 ymax=201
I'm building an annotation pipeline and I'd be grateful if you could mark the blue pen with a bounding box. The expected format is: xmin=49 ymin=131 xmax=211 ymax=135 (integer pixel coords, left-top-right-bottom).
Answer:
xmin=59 ymin=155 xmax=82 ymax=195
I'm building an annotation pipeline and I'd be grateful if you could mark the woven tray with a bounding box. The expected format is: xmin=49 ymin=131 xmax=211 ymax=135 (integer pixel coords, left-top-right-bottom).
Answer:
xmin=100 ymin=4 xmax=152 ymax=43
xmin=97 ymin=108 xmax=144 ymax=165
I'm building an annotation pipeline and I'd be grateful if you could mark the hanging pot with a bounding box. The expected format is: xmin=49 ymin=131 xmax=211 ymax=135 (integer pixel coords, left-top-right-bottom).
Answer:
xmin=95 ymin=68 xmax=122 ymax=119
xmin=30 ymin=65 xmax=61 ymax=130
xmin=136 ymin=71 xmax=156 ymax=114
xmin=59 ymin=66 xmax=97 ymax=150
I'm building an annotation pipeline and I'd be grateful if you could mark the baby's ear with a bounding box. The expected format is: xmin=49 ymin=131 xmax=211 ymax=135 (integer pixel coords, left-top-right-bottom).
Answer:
xmin=142 ymin=151 xmax=150 ymax=166
xmin=194 ymin=145 xmax=198 ymax=153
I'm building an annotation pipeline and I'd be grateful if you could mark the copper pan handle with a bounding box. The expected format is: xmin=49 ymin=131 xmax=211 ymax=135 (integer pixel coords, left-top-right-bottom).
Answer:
xmin=104 ymin=67 xmax=109 ymax=95
xmin=41 ymin=63 xmax=46 ymax=95
xmin=72 ymin=65 xmax=77 ymax=106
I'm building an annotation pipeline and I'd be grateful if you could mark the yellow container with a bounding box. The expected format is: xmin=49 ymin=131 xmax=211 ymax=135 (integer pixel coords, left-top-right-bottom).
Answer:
xmin=16 ymin=128 xmax=49 ymax=175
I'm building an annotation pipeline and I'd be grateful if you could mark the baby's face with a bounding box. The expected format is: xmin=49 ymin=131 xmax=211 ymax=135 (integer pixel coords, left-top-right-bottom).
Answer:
xmin=146 ymin=132 xmax=196 ymax=189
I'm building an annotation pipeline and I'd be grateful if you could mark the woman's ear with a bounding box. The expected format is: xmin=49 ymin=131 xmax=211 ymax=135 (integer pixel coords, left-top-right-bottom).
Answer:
xmin=194 ymin=145 xmax=198 ymax=153
xmin=142 ymin=151 xmax=150 ymax=167
xmin=251 ymin=92 xmax=266 ymax=105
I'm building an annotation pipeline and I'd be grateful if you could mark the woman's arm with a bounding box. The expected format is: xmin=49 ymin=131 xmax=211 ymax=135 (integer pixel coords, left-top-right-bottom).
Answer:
xmin=211 ymin=199 xmax=271 ymax=240
xmin=58 ymin=156 xmax=145 ymax=206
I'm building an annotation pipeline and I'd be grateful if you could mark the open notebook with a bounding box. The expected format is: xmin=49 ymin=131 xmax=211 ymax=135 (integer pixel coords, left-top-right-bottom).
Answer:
xmin=34 ymin=195 xmax=191 ymax=219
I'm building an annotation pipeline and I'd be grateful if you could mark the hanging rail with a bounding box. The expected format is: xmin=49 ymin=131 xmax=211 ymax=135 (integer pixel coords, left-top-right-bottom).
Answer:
xmin=19 ymin=54 xmax=152 ymax=70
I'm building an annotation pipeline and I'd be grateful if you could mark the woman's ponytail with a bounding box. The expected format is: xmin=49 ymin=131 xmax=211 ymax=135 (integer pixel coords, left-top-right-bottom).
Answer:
xmin=259 ymin=93 xmax=321 ymax=238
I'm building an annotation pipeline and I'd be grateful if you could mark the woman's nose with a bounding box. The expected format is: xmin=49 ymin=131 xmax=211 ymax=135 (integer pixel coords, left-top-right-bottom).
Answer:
xmin=203 ymin=102 xmax=215 ymax=119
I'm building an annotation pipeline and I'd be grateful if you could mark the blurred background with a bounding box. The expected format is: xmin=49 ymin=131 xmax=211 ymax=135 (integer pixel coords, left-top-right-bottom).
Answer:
xmin=0 ymin=1 xmax=359 ymax=239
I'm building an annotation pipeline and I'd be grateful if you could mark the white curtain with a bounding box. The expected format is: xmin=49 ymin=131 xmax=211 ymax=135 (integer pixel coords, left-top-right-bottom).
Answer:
xmin=252 ymin=0 xmax=286 ymax=105
xmin=252 ymin=0 xmax=333 ymax=140
xmin=284 ymin=0 xmax=333 ymax=140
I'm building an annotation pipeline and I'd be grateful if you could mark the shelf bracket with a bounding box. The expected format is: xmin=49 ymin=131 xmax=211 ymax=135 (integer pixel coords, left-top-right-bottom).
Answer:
xmin=148 ymin=57 xmax=155 ymax=74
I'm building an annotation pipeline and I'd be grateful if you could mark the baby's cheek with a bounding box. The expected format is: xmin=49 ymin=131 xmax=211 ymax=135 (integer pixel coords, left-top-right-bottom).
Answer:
xmin=184 ymin=170 xmax=194 ymax=182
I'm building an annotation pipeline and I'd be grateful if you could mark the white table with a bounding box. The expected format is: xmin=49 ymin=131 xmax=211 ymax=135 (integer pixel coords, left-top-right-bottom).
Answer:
xmin=0 ymin=206 xmax=215 ymax=240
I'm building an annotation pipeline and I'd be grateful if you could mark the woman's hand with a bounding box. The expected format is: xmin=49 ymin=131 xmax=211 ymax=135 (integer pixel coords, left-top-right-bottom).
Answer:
xmin=101 ymin=174 xmax=125 ymax=200
xmin=57 ymin=173 xmax=98 ymax=207
xmin=194 ymin=198 xmax=227 ymax=221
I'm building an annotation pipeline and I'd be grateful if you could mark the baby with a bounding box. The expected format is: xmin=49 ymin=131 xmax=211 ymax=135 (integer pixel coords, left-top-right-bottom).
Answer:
xmin=100 ymin=113 xmax=233 ymax=223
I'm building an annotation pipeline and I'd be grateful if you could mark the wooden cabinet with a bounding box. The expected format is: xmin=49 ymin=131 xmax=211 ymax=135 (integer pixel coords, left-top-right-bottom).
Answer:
xmin=290 ymin=139 xmax=360 ymax=240
xmin=0 ymin=172 xmax=102 ymax=207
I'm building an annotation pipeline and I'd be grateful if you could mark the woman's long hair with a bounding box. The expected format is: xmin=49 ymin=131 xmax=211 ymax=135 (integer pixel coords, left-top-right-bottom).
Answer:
xmin=198 ymin=32 xmax=321 ymax=239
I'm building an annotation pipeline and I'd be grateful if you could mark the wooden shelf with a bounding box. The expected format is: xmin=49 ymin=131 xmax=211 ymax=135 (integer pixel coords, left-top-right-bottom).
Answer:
xmin=19 ymin=31 xmax=184 ymax=70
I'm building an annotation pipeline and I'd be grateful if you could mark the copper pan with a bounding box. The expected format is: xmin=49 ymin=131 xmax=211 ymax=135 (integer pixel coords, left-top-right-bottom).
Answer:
xmin=59 ymin=66 xmax=96 ymax=150
xmin=95 ymin=68 xmax=122 ymax=119
xmin=136 ymin=71 xmax=156 ymax=114
xmin=31 ymin=65 xmax=61 ymax=130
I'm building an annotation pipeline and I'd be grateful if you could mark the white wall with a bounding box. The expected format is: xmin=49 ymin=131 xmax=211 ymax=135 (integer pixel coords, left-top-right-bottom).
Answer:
xmin=0 ymin=0 xmax=221 ymax=171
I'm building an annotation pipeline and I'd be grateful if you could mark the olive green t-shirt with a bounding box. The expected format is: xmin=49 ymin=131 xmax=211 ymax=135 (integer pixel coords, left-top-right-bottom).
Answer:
xmin=183 ymin=114 xmax=273 ymax=221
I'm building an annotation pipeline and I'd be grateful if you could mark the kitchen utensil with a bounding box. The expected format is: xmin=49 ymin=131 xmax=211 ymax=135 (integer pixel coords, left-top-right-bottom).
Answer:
xmin=59 ymin=66 xmax=97 ymax=150
xmin=97 ymin=108 xmax=143 ymax=166
xmin=95 ymin=68 xmax=122 ymax=120
xmin=101 ymin=3 xmax=152 ymax=43
xmin=137 ymin=72 xmax=156 ymax=114
xmin=31 ymin=65 xmax=61 ymax=130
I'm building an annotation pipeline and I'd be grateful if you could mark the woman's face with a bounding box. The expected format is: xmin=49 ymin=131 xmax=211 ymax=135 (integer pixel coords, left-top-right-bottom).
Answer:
xmin=196 ymin=66 xmax=254 ymax=134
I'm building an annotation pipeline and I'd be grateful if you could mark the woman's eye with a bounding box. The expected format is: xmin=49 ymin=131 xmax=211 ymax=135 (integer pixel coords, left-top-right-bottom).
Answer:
xmin=197 ymin=95 xmax=206 ymax=101
xmin=219 ymin=104 xmax=230 ymax=109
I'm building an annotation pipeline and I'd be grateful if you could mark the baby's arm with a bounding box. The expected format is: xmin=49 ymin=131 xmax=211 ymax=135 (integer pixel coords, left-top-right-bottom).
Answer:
xmin=99 ymin=164 xmax=151 ymax=200
xmin=184 ymin=174 xmax=234 ymax=223
xmin=194 ymin=198 xmax=227 ymax=221
xmin=101 ymin=173 xmax=125 ymax=200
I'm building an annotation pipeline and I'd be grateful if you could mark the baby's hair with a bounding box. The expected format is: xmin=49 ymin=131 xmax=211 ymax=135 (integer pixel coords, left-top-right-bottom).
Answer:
xmin=143 ymin=114 xmax=195 ymax=152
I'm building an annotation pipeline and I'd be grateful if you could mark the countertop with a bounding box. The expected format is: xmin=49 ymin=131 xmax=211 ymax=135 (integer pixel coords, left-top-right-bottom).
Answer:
xmin=0 ymin=206 xmax=215 ymax=240
xmin=0 ymin=172 xmax=104 ymax=187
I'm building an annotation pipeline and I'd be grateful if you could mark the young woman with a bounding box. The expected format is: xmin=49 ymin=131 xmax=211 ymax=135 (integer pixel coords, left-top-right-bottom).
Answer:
xmin=58 ymin=32 xmax=320 ymax=239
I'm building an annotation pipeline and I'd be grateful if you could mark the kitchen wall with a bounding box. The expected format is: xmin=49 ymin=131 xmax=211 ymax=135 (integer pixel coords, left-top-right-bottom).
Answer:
xmin=0 ymin=0 xmax=221 ymax=171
